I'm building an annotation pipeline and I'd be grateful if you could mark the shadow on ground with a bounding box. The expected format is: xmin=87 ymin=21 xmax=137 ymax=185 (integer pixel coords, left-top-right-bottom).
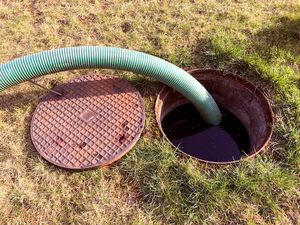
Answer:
xmin=0 ymin=89 xmax=43 ymax=110
xmin=255 ymin=17 xmax=300 ymax=57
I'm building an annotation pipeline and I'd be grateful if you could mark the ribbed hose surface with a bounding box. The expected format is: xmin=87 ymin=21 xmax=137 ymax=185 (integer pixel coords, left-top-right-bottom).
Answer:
xmin=0 ymin=46 xmax=222 ymax=125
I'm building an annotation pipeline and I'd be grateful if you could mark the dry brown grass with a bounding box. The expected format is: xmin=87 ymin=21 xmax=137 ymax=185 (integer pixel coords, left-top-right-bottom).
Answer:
xmin=0 ymin=0 xmax=299 ymax=224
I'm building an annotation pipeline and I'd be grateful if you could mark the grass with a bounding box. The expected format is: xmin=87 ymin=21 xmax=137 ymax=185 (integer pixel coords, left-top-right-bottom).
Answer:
xmin=0 ymin=0 xmax=300 ymax=224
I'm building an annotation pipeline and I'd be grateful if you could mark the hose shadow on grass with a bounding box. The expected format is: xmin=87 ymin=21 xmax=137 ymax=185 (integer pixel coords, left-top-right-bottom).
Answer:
xmin=0 ymin=89 xmax=63 ymax=172
xmin=34 ymin=76 xmax=146 ymax=105
xmin=0 ymin=89 xmax=44 ymax=111
xmin=0 ymin=89 xmax=61 ymax=169
xmin=194 ymin=16 xmax=300 ymax=71
xmin=0 ymin=90 xmax=48 ymax=165
xmin=196 ymin=17 xmax=300 ymax=94
xmin=254 ymin=16 xmax=300 ymax=87
xmin=254 ymin=16 xmax=300 ymax=57
xmin=192 ymin=37 xmax=275 ymax=93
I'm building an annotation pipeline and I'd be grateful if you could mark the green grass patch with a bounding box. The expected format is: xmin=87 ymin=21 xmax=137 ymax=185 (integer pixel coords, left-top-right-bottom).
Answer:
xmin=0 ymin=0 xmax=299 ymax=224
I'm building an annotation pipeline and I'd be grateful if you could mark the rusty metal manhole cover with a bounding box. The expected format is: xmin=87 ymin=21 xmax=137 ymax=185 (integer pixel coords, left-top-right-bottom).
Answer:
xmin=31 ymin=74 xmax=145 ymax=170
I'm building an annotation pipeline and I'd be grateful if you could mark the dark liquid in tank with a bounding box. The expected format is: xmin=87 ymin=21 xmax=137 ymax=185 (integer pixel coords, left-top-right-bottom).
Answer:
xmin=162 ymin=103 xmax=250 ymax=162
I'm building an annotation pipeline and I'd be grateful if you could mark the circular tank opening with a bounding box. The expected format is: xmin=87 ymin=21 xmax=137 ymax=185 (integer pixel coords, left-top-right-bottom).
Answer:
xmin=155 ymin=69 xmax=274 ymax=164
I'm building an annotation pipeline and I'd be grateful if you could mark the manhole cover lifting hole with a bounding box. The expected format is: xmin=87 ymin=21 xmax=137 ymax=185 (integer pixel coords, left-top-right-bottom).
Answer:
xmin=30 ymin=74 xmax=145 ymax=170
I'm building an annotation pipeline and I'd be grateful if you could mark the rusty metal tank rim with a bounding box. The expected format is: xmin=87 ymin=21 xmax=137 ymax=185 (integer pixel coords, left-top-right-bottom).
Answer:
xmin=155 ymin=68 xmax=274 ymax=164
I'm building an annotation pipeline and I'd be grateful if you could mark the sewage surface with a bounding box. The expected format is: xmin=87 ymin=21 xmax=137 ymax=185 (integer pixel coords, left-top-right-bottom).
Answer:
xmin=162 ymin=103 xmax=250 ymax=162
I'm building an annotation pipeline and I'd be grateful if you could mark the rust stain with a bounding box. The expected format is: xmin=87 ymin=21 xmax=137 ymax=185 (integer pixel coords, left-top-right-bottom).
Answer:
xmin=31 ymin=74 xmax=145 ymax=170
xmin=155 ymin=69 xmax=274 ymax=164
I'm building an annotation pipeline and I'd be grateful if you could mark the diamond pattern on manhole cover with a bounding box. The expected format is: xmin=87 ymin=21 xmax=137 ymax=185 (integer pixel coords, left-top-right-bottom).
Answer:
xmin=30 ymin=74 xmax=145 ymax=170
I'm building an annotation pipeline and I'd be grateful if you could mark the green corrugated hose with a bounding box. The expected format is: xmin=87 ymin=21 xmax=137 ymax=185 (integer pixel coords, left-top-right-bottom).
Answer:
xmin=0 ymin=46 xmax=222 ymax=125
